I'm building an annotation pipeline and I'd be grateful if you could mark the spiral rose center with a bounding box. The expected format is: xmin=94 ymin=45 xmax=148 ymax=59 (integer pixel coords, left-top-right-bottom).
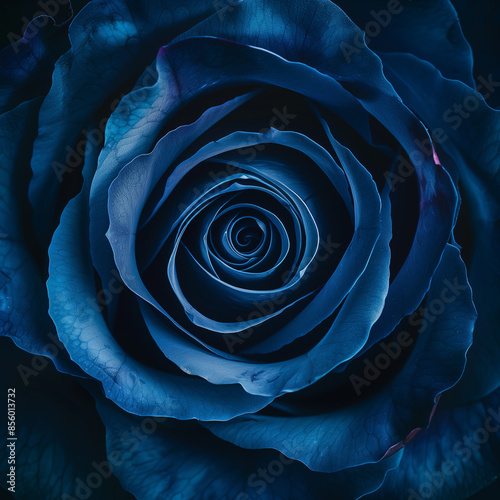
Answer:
xmin=230 ymin=217 xmax=265 ymax=254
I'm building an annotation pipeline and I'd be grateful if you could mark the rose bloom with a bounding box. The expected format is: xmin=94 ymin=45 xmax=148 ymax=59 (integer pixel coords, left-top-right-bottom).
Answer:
xmin=0 ymin=0 xmax=499 ymax=499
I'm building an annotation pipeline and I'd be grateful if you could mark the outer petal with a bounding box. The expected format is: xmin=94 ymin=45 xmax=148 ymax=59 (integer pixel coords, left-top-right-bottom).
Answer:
xmin=367 ymin=388 xmax=500 ymax=499
xmin=451 ymin=0 xmax=500 ymax=108
xmin=0 ymin=338 xmax=132 ymax=500
xmin=96 ymin=396 xmax=403 ymax=500
xmin=0 ymin=99 xmax=80 ymax=376
xmin=91 ymin=87 xmax=259 ymax=306
xmin=0 ymin=13 xmax=71 ymax=113
xmin=376 ymin=51 xmax=500 ymax=405
xmin=310 ymin=102 xmax=458 ymax=361
xmin=334 ymin=0 xmax=474 ymax=87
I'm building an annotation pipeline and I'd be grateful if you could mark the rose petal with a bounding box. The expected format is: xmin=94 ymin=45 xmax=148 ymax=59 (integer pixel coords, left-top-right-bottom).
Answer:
xmin=334 ymin=0 xmax=474 ymax=86
xmin=376 ymin=51 xmax=500 ymax=406
xmin=0 ymin=338 xmax=132 ymax=499
xmin=95 ymin=395 xmax=403 ymax=500
xmin=0 ymin=100 xmax=80 ymax=377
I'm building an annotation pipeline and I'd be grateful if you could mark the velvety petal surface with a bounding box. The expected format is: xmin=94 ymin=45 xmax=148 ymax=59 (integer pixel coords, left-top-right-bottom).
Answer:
xmin=96 ymin=396 xmax=403 ymax=500
xmin=0 ymin=338 xmax=133 ymax=500
xmin=334 ymin=0 xmax=474 ymax=86
xmin=0 ymin=99 xmax=80 ymax=377
xmin=367 ymin=388 xmax=500 ymax=499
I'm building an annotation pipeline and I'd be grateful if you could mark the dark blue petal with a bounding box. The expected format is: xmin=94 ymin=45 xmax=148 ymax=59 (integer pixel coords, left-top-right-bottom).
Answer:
xmin=0 ymin=100 xmax=80 ymax=377
xmin=174 ymin=1 xmax=444 ymax=161
xmin=334 ymin=0 xmax=474 ymax=87
xmin=47 ymin=130 xmax=273 ymax=420
xmin=176 ymin=0 xmax=393 ymax=88
xmin=0 ymin=338 xmax=132 ymax=500
xmin=452 ymin=0 xmax=500 ymax=108
xmin=366 ymin=388 xmax=500 ymax=499
xmin=357 ymin=159 xmax=458 ymax=357
xmin=377 ymin=51 xmax=500 ymax=406
xmin=131 ymin=131 xmax=346 ymax=337
xmin=203 ymin=151 xmax=355 ymax=237
xmin=96 ymin=396 xmax=403 ymax=500
xmin=204 ymin=245 xmax=474 ymax=472
xmin=160 ymin=179 xmax=319 ymax=332
xmin=0 ymin=14 xmax=71 ymax=113
xmin=243 ymin=128 xmax=388 ymax=356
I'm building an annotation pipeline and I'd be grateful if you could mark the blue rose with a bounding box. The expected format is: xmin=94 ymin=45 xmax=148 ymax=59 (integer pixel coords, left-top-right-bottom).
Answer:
xmin=0 ymin=0 xmax=499 ymax=498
